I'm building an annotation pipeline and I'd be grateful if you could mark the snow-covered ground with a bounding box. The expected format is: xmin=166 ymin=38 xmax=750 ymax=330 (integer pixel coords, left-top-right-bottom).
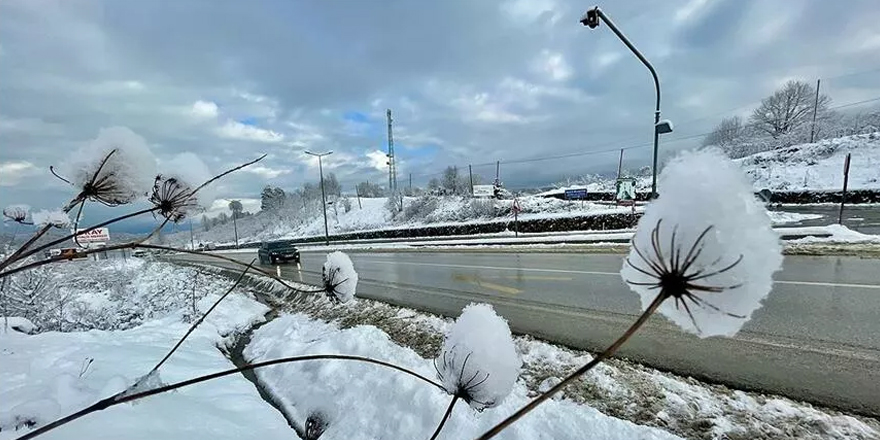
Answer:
xmin=538 ymin=133 xmax=880 ymax=196
xmin=739 ymin=132 xmax=880 ymax=191
xmin=261 ymin=282 xmax=880 ymax=440
xmin=2 ymin=257 xmax=877 ymax=440
xmin=1 ymin=261 xmax=291 ymax=440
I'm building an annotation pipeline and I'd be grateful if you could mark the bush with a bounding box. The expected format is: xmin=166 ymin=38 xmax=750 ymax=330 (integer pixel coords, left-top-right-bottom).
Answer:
xmin=403 ymin=195 xmax=439 ymax=222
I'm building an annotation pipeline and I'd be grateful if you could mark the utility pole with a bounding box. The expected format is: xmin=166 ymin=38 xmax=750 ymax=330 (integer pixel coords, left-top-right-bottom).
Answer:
xmin=189 ymin=217 xmax=195 ymax=250
xmin=469 ymin=164 xmax=475 ymax=196
xmin=409 ymin=173 xmax=412 ymax=195
xmin=495 ymin=161 xmax=500 ymax=185
xmin=231 ymin=210 xmax=239 ymax=248
xmin=305 ymin=150 xmax=334 ymax=245
xmin=616 ymin=149 xmax=624 ymax=181
xmin=810 ymin=78 xmax=821 ymax=143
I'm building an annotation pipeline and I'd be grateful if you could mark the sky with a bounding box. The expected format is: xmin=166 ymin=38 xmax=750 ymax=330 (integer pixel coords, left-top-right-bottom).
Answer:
xmin=1 ymin=0 xmax=880 ymax=232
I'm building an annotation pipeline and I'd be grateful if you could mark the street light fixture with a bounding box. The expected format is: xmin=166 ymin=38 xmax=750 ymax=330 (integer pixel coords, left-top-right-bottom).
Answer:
xmin=304 ymin=150 xmax=334 ymax=245
xmin=581 ymin=6 xmax=672 ymax=198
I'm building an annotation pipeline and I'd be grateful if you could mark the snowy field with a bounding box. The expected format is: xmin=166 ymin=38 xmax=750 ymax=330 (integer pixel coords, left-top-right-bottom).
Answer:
xmin=3 ymin=256 xmax=878 ymax=440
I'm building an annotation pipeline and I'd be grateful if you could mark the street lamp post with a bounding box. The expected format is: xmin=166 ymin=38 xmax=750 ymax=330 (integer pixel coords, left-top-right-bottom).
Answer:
xmin=581 ymin=6 xmax=672 ymax=198
xmin=305 ymin=150 xmax=333 ymax=245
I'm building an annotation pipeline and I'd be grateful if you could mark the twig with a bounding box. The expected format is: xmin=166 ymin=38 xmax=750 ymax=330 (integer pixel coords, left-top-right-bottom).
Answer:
xmin=0 ymin=198 xmax=84 ymax=271
xmin=15 ymin=354 xmax=444 ymax=440
xmin=151 ymin=259 xmax=256 ymax=372
xmin=429 ymin=396 xmax=458 ymax=440
xmin=1 ymin=219 xmax=168 ymax=280
xmin=9 ymin=207 xmax=159 ymax=266
xmin=474 ymin=293 xmax=666 ymax=440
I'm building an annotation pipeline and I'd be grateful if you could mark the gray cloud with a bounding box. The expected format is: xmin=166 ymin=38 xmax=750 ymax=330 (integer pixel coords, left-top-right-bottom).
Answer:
xmin=2 ymin=0 xmax=879 ymax=230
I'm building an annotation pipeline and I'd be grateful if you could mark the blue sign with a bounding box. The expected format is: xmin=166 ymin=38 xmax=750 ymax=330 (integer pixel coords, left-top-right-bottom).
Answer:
xmin=564 ymin=188 xmax=588 ymax=200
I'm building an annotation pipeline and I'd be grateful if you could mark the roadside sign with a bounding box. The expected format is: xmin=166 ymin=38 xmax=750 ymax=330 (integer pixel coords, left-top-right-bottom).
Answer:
xmin=564 ymin=188 xmax=588 ymax=200
xmin=473 ymin=185 xmax=495 ymax=198
xmin=512 ymin=198 xmax=521 ymax=213
xmin=615 ymin=179 xmax=636 ymax=203
xmin=74 ymin=227 xmax=110 ymax=243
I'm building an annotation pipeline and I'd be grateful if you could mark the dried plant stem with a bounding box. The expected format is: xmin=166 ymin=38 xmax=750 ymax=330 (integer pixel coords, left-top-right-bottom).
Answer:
xmin=0 ymin=219 xmax=168 ymax=280
xmin=474 ymin=293 xmax=667 ymax=440
xmin=152 ymin=259 xmax=256 ymax=372
xmin=10 ymin=207 xmax=159 ymax=266
xmin=0 ymin=198 xmax=84 ymax=271
xmin=15 ymin=354 xmax=444 ymax=440
xmin=429 ymin=396 xmax=458 ymax=440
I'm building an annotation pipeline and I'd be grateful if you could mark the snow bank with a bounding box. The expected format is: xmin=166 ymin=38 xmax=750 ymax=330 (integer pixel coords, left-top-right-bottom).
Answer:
xmin=322 ymin=251 xmax=358 ymax=303
xmin=787 ymin=224 xmax=880 ymax=244
xmin=0 ymin=293 xmax=286 ymax=440
xmin=1 ymin=316 xmax=38 ymax=334
xmin=245 ymin=313 xmax=681 ymax=440
xmin=621 ymin=149 xmax=783 ymax=337
xmin=437 ymin=303 xmax=520 ymax=410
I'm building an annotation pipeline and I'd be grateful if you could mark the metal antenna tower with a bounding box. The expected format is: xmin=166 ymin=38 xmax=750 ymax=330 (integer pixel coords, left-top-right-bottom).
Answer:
xmin=386 ymin=109 xmax=400 ymax=206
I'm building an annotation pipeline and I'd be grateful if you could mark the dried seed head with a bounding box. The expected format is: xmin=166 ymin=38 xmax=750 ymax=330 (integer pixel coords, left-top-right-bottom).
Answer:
xmin=149 ymin=175 xmax=199 ymax=223
xmin=435 ymin=304 xmax=520 ymax=411
xmin=620 ymin=149 xmax=782 ymax=337
xmin=3 ymin=205 xmax=30 ymax=223
xmin=321 ymin=251 xmax=358 ymax=304
xmin=31 ymin=209 xmax=71 ymax=228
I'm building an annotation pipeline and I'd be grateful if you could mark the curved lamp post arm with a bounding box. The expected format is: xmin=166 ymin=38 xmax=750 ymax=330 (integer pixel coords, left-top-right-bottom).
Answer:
xmin=581 ymin=6 xmax=666 ymax=197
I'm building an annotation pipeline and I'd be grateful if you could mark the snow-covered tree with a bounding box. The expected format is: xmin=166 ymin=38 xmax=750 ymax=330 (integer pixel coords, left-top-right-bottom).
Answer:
xmin=750 ymin=80 xmax=830 ymax=139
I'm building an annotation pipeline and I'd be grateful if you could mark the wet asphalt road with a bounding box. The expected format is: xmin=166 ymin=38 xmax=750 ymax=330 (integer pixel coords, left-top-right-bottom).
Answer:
xmin=171 ymin=249 xmax=880 ymax=416
xmin=774 ymin=204 xmax=880 ymax=235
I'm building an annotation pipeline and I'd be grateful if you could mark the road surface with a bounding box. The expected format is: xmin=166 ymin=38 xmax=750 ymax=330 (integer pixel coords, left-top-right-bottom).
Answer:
xmin=169 ymin=249 xmax=880 ymax=416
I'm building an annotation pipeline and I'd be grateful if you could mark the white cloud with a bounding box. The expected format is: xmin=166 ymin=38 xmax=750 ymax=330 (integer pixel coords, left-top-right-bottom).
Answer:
xmin=0 ymin=161 xmax=39 ymax=186
xmin=366 ymin=150 xmax=389 ymax=171
xmin=674 ymin=0 xmax=710 ymax=23
xmin=217 ymin=120 xmax=284 ymax=143
xmin=534 ymin=50 xmax=572 ymax=82
xmin=190 ymin=100 xmax=219 ymax=119
xmin=241 ymin=164 xmax=291 ymax=179
xmin=595 ymin=52 xmax=623 ymax=71
xmin=502 ymin=0 xmax=558 ymax=25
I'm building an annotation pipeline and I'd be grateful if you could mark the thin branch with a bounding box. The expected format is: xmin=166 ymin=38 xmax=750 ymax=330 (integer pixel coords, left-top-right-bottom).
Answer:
xmin=429 ymin=396 xmax=458 ymax=440
xmin=152 ymin=259 xmax=256 ymax=372
xmin=15 ymin=354 xmax=444 ymax=440
xmin=0 ymin=198 xmax=84 ymax=271
xmin=11 ymin=207 xmax=158 ymax=265
xmin=474 ymin=293 xmax=667 ymax=440
xmin=1 ymin=220 xmax=167 ymax=280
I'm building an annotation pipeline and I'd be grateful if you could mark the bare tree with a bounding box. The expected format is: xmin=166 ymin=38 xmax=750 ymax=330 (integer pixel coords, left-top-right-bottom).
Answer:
xmin=703 ymin=116 xmax=746 ymax=148
xmin=750 ymin=80 xmax=830 ymax=138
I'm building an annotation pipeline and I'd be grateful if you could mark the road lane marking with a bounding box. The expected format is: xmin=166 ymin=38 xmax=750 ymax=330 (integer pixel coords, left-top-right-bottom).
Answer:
xmin=775 ymin=280 xmax=880 ymax=290
xmin=363 ymin=259 xmax=880 ymax=290
xmin=452 ymin=273 xmax=522 ymax=295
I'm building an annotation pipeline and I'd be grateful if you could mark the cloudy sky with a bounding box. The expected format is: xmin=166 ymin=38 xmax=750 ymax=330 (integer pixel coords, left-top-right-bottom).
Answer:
xmin=1 ymin=0 xmax=879 ymax=232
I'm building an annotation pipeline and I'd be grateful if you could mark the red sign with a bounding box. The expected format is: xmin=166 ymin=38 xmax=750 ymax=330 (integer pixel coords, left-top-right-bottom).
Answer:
xmin=512 ymin=198 xmax=521 ymax=214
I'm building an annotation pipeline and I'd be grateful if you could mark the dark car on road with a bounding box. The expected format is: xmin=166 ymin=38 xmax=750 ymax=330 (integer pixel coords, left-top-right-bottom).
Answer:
xmin=258 ymin=240 xmax=301 ymax=265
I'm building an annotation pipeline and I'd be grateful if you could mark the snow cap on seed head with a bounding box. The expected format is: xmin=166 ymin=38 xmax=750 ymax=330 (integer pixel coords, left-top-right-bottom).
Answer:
xmin=620 ymin=148 xmax=783 ymax=338
xmin=435 ymin=303 xmax=521 ymax=411
xmin=31 ymin=209 xmax=71 ymax=228
xmin=322 ymin=251 xmax=358 ymax=303
xmin=62 ymin=127 xmax=158 ymax=206
xmin=3 ymin=205 xmax=30 ymax=223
